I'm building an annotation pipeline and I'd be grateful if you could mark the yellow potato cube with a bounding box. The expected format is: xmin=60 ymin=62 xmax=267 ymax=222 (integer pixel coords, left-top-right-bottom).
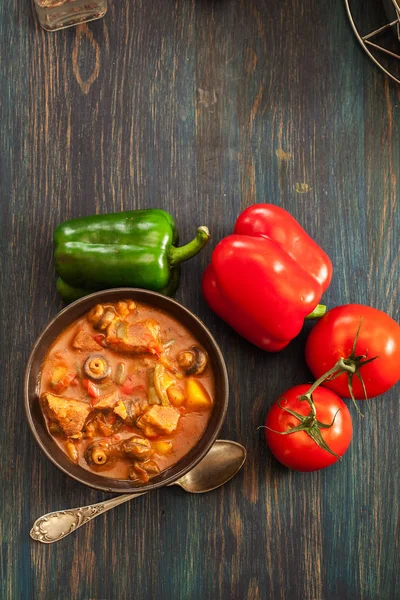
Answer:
xmin=114 ymin=400 xmax=128 ymax=421
xmin=152 ymin=440 xmax=173 ymax=455
xmin=167 ymin=385 xmax=186 ymax=407
xmin=185 ymin=379 xmax=212 ymax=410
xmin=50 ymin=366 xmax=67 ymax=387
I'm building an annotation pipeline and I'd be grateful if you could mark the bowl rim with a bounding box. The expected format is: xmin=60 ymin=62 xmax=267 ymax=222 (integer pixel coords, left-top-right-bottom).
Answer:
xmin=24 ymin=288 xmax=229 ymax=494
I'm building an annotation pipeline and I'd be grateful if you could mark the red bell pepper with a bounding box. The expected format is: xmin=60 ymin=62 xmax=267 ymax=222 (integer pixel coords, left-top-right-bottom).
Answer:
xmin=93 ymin=334 xmax=107 ymax=348
xmin=82 ymin=379 xmax=100 ymax=400
xmin=202 ymin=204 xmax=333 ymax=352
xmin=120 ymin=377 xmax=136 ymax=395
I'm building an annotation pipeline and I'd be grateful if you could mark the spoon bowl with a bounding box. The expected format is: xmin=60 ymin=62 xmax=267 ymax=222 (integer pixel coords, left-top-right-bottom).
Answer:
xmin=172 ymin=440 xmax=246 ymax=493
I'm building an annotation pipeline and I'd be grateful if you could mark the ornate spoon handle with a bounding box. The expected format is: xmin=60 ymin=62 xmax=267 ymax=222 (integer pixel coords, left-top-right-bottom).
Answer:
xmin=30 ymin=492 xmax=147 ymax=543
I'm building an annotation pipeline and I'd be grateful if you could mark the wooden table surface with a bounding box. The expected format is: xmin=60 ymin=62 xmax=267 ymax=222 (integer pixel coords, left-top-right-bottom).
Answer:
xmin=1 ymin=0 xmax=399 ymax=598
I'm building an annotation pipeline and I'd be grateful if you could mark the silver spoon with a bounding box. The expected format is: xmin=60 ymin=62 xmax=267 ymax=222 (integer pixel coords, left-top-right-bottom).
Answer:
xmin=30 ymin=440 xmax=246 ymax=544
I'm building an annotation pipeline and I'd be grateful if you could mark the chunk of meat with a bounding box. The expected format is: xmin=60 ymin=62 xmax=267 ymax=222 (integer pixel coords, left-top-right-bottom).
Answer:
xmin=72 ymin=329 xmax=103 ymax=352
xmin=84 ymin=412 xmax=122 ymax=438
xmin=106 ymin=319 xmax=162 ymax=355
xmin=136 ymin=405 xmax=180 ymax=438
xmin=93 ymin=390 xmax=119 ymax=410
xmin=115 ymin=301 xmax=137 ymax=320
xmin=42 ymin=393 xmax=91 ymax=437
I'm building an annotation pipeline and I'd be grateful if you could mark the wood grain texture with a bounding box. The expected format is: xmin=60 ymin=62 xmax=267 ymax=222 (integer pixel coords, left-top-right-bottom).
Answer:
xmin=1 ymin=0 xmax=399 ymax=598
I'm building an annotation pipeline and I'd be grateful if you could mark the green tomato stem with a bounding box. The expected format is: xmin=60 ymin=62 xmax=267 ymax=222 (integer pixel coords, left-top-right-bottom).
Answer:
xmin=300 ymin=358 xmax=356 ymax=402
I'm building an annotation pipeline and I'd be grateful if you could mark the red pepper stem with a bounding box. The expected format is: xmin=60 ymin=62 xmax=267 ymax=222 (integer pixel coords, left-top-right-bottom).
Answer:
xmin=169 ymin=226 xmax=210 ymax=266
xmin=301 ymin=358 xmax=356 ymax=401
xmin=305 ymin=304 xmax=327 ymax=319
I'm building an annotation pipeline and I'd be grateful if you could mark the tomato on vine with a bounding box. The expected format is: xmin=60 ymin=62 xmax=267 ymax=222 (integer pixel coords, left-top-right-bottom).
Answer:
xmin=264 ymin=384 xmax=352 ymax=471
xmin=305 ymin=304 xmax=400 ymax=400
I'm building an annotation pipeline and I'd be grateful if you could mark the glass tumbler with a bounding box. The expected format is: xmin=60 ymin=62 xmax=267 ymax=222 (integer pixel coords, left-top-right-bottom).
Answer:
xmin=34 ymin=0 xmax=108 ymax=31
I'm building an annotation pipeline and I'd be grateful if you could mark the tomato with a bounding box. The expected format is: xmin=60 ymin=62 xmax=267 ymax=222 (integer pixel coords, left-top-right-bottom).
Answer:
xmin=265 ymin=384 xmax=352 ymax=471
xmin=82 ymin=379 xmax=100 ymax=399
xmin=305 ymin=304 xmax=400 ymax=399
xmin=120 ymin=377 xmax=136 ymax=395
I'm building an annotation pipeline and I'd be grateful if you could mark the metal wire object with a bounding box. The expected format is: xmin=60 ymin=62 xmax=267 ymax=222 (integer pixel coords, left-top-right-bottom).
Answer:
xmin=345 ymin=0 xmax=400 ymax=84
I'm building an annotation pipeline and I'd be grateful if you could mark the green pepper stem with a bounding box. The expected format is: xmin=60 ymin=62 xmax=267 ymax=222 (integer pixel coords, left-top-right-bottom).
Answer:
xmin=169 ymin=226 xmax=210 ymax=266
xmin=305 ymin=304 xmax=326 ymax=319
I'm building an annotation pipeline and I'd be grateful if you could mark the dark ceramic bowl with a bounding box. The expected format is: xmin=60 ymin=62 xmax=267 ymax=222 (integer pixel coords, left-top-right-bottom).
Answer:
xmin=24 ymin=288 xmax=229 ymax=493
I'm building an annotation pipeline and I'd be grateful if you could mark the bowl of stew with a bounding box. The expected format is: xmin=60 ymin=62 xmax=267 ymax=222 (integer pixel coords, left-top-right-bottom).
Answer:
xmin=24 ymin=289 xmax=229 ymax=493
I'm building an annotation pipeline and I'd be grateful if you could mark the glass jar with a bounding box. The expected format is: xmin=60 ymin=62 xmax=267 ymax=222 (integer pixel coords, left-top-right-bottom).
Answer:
xmin=34 ymin=0 xmax=108 ymax=32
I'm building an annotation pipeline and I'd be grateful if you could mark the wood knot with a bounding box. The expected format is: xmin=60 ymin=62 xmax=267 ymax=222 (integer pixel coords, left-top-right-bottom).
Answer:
xmin=72 ymin=24 xmax=101 ymax=95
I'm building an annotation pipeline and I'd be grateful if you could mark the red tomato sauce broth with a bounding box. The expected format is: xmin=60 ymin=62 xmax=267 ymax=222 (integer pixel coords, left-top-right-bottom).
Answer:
xmin=39 ymin=300 xmax=214 ymax=483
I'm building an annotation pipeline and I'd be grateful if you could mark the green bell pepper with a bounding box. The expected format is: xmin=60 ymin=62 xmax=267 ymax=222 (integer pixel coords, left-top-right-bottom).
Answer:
xmin=54 ymin=209 xmax=210 ymax=302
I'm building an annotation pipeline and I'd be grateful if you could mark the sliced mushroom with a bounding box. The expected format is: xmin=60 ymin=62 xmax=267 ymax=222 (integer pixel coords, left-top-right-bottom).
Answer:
xmin=121 ymin=436 xmax=153 ymax=461
xmin=129 ymin=459 xmax=160 ymax=482
xmin=141 ymin=460 xmax=160 ymax=475
xmin=129 ymin=463 xmax=149 ymax=482
xmin=85 ymin=441 xmax=111 ymax=466
xmin=98 ymin=308 xmax=116 ymax=330
xmin=83 ymin=354 xmax=111 ymax=381
xmin=87 ymin=304 xmax=116 ymax=330
xmin=177 ymin=346 xmax=208 ymax=376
